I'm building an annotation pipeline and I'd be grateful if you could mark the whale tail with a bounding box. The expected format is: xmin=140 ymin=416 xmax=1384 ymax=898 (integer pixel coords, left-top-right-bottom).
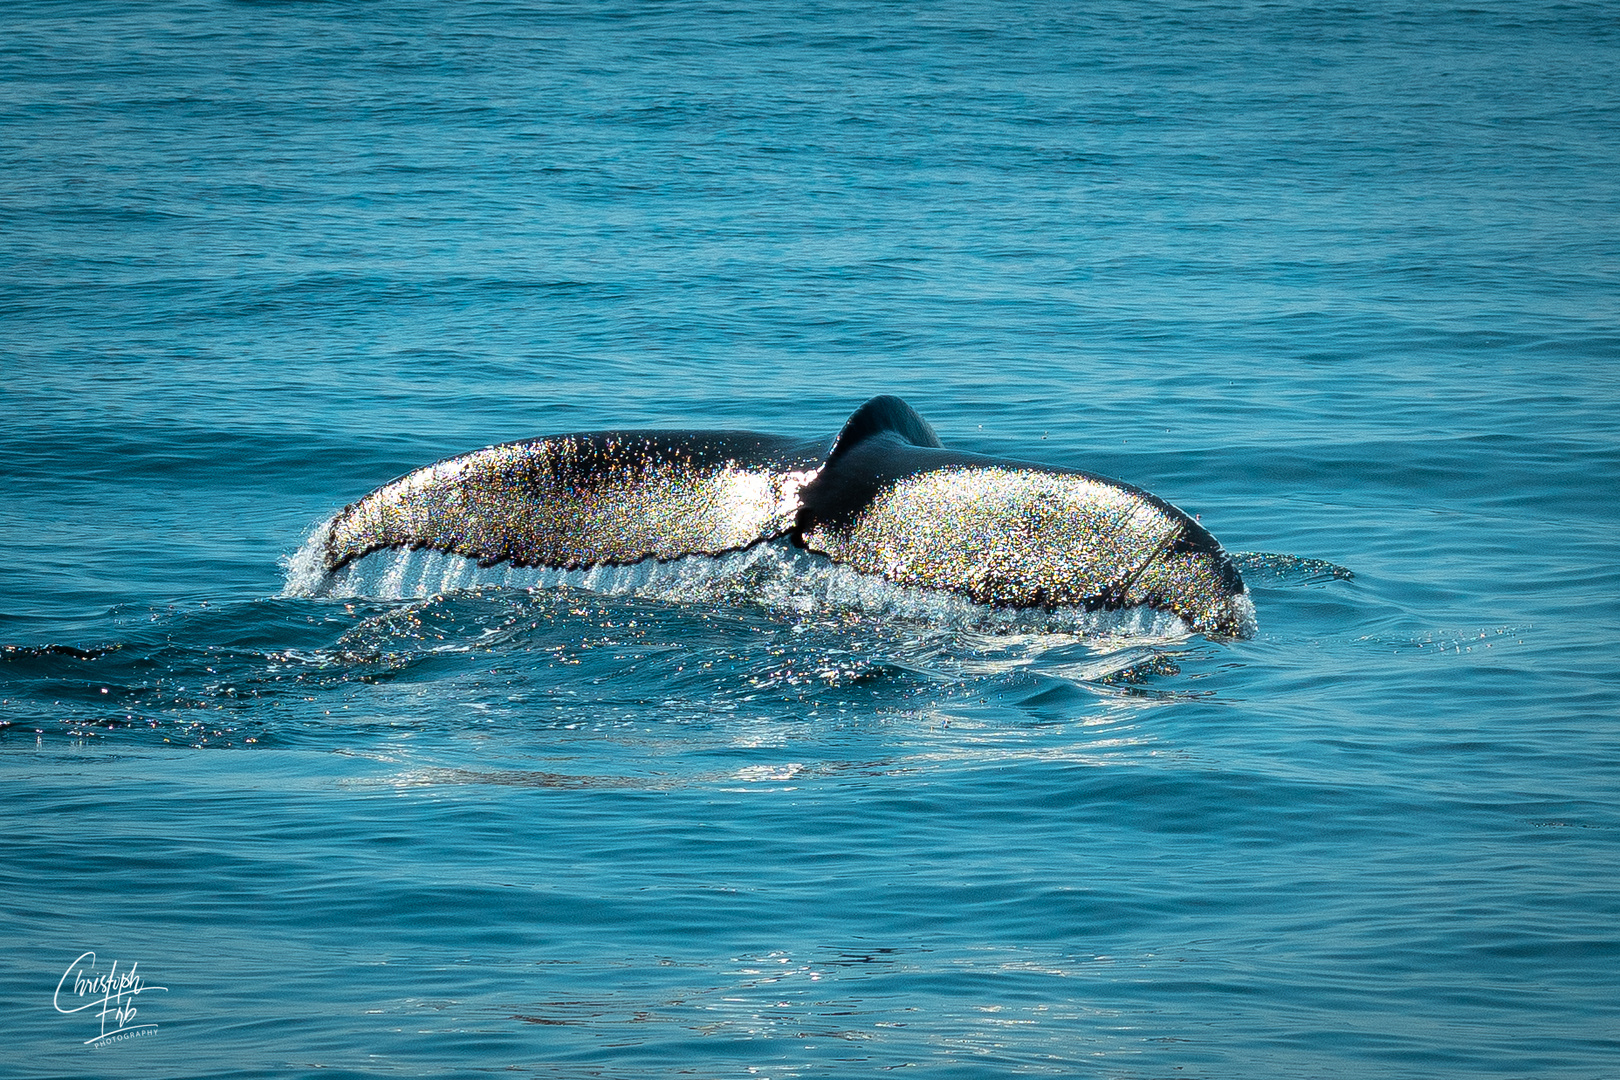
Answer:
xmin=824 ymin=394 xmax=943 ymax=463
xmin=317 ymin=396 xmax=1252 ymax=637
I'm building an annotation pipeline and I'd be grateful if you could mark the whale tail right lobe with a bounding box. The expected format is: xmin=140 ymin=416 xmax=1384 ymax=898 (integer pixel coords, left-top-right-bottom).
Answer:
xmin=794 ymin=401 xmax=1251 ymax=636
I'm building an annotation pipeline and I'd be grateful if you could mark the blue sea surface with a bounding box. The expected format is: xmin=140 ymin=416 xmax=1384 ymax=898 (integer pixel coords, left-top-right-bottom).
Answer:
xmin=3 ymin=2 xmax=1617 ymax=1077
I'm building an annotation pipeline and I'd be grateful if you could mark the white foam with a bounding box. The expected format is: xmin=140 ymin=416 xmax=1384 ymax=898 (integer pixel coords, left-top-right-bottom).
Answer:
xmin=281 ymin=521 xmax=1199 ymax=639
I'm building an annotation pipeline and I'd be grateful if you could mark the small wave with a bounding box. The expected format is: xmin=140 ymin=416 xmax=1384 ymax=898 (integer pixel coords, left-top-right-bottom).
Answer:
xmin=0 ymin=643 xmax=119 ymax=664
xmin=1231 ymin=551 xmax=1355 ymax=585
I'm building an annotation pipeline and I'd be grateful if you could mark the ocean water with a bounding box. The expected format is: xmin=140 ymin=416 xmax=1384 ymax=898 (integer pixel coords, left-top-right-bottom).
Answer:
xmin=3 ymin=1 xmax=1618 ymax=1077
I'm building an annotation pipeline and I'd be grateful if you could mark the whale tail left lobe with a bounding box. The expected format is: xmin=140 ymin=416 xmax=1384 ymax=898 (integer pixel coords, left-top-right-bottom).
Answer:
xmin=322 ymin=430 xmax=826 ymax=574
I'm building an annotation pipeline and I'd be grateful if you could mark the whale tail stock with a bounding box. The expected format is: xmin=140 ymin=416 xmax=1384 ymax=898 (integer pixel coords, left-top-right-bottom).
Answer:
xmin=319 ymin=395 xmax=1252 ymax=637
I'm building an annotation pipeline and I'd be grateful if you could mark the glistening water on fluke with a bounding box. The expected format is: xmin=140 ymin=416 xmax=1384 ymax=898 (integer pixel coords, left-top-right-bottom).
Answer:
xmin=296 ymin=394 xmax=1257 ymax=638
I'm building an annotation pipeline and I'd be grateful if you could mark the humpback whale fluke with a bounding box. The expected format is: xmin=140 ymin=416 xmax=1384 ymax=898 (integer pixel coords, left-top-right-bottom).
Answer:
xmin=320 ymin=396 xmax=1252 ymax=637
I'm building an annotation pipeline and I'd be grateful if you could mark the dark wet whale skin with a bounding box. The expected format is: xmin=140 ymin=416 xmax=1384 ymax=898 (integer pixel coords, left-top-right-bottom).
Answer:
xmin=322 ymin=396 xmax=1251 ymax=637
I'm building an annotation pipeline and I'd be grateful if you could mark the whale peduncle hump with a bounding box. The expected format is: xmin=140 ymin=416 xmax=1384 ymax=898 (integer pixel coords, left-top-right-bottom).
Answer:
xmin=320 ymin=396 xmax=1252 ymax=636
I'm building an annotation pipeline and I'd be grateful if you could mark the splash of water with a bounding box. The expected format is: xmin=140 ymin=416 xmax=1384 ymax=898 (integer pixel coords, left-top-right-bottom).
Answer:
xmin=282 ymin=519 xmax=1235 ymax=640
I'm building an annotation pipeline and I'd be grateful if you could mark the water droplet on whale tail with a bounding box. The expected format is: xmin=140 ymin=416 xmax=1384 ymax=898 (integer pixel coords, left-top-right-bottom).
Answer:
xmin=297 ymin=396 xmax=1252 ymax=638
